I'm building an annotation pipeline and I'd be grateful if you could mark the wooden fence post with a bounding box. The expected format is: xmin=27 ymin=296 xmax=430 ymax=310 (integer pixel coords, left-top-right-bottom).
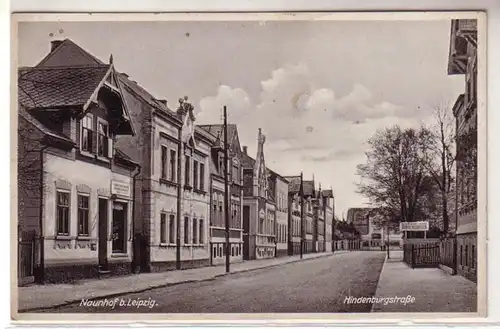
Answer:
xmin=411 ymin=244 xmax=415 ymax=269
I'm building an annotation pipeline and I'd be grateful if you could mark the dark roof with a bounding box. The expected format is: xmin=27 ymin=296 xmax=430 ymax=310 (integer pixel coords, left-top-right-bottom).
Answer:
xmin=198 ymin=124 xmax=237 ymax=146
xmin=303 ymin=180 xmax=315 ymax=197
xmin=18 ymin=65 xmax=110 ymax=109
xmin=240 ymin=151 xmax=256 ymax=168
xmin=18 ymin=104 xmax=74 ymax=144
xmin=114 ymin=148 xmax=139 ymax=166
xmin=268 ymin=169 xmax=289 ymax=184
xmin=321 ymin=189 xmax=334 ymax=198
xmin=284 ymin=176 xmax=301 ymax=194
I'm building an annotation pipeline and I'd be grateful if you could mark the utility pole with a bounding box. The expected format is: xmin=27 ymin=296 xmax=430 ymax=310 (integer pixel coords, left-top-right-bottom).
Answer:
xmin=300 ymin=172 xmax=304 ymax=259
xmin=224 ymin=105 xmax=230 ymax=273
xmin=386 ymin=225 xmax=390 ymax=259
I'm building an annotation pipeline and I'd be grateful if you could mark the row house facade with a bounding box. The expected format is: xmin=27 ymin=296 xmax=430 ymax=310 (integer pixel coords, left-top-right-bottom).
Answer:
xmin=17 ymin=38 xmax=338 ymax=285
xmin=241 ymin=129 xmax=277 ymax=260
xmin=448 ymin=19 xmax=478 ymax=282
xmin=199 ymin=124 xmax=244 ymax=266
xmin=17 ymin=41 xmax=139 ymax=283
xmin=284 ymin=176 xmax=334 ymax=255
xmin=268 ymin=171 xmax=289 ymax=257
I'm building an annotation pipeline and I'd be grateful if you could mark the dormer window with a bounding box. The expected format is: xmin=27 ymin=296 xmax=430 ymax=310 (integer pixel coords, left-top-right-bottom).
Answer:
xmin=81 ymin=114 xmax=94 ymax=153
xmin=97 ymin=119 xmax=110 ymax=158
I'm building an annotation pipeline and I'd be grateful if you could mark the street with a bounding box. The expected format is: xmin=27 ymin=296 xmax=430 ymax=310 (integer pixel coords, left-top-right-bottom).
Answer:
xmin=41 ymin=251 xmax=386 ymax=313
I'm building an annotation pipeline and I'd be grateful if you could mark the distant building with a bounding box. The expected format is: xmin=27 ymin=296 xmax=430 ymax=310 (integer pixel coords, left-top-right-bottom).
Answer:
xmin=321 ymin=190 xmax=334 ymax=252
xmin=448 ymin=19 xmax=478 ymax=282
xmin=346 ymin=207 xmax=401 ymax=247
xmin=199 ymin=124 xmax=244 ymax=266
xmin=303 ymin=180 xmax=315 ymax=253
xmin=268 ymin=171 xmax=289 ymax=257
xmin=285 ymin=176 xmax=302 ymax=256
xmin=241 ymin=129 xmax=277 ymax=260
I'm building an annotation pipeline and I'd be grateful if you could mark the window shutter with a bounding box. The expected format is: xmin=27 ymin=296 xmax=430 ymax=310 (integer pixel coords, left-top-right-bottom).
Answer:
xmin=108 ymin=137 xmax=114 ymax=158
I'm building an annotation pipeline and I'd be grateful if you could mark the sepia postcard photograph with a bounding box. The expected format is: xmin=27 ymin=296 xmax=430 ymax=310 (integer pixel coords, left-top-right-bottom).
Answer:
xmin=11 ymin=11 xmax=486 ymax=322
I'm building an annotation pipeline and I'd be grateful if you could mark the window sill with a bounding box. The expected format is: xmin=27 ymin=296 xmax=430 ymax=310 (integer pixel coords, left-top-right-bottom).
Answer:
xmin=55 ymin=235 xmax=73 ymax=240
xmin=184 ymin=185 xmax=193 ymax=191
xmin=159 ymin=243 xmax=176 ymax=247
xmin=76 ymin=235 xmax=94 ymax=241
xmin=159 ymin=178 xmax=179 ymax=188
xmin=193 ymin=189 xmax=207 ymax=195
xmin=110 ymin=253 xmax=129 ymax=258
xmin=79 ymin=150 xmax=94 ymax=159
xmin=96 ymin=155 xmax=111 ymax=163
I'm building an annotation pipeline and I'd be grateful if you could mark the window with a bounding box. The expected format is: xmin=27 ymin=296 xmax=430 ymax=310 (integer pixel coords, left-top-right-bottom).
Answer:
xmin=81 ymin=114 xmax=93 ymax=153
xmin=161 ymin=146 xmax=168 ymax=179
xmin=199 ymin=219 xmax=204 ymax=244
xmin=170 ymin=149 xmax=176 ymax=182
xmin=57 ymin=191 xmax=70 ymax=235
xmin=199 ymin=163 xmax=205 ymax=191
xmin=232 ymin=165 xmax=238 ymax=183
xmin=168 ymin=214 xmax=175 ymax=243
xmin=185 ymin=155 xmax=190 ymax=186
xmin=193 ymin=160 xmax=199 ymax=190
xmin=184 ymin=216 xmax=189 ymax=245
xmin=460 ymin=245 xmax=463 ymax=266
xmin=219 ymin=204 xmax=223 ymax=227
xmin=160 ymin=213 xmax=167 ymax=243
xmin=465 ymin=245 xmax=469 ymax=267
xmin=192 ymin=218 xmax=198 ymax=244
xmin=471 ymin=245 xmax=475 ymax=269
xmin=212 ymin=203 xmax=217 ymax=226
xmin=77 ymin=194 xmax=89 ymax=236
xmin=97 ymin=120 xmax=109 ymax=157
xmin=111 ymin=202 xmax=127 ymax=253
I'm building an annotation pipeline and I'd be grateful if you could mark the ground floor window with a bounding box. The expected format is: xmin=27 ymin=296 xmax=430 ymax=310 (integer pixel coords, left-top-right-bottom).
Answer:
xmin=112 ymin=201 xmax=128 ymax=253
xmin=56 ymin=191 xmax=70 ymax=235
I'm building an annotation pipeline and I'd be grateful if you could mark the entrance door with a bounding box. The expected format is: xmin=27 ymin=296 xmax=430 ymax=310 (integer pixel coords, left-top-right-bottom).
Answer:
xmin=98 ymin=198 xmax=108 ymax=271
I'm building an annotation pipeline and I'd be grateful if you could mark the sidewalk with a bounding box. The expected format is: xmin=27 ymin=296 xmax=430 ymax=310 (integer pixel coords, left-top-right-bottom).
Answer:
xmin=371 ymin=250 xmax=477 ymax=312
xmin=18 ymin=251 xmax=347 ymax=312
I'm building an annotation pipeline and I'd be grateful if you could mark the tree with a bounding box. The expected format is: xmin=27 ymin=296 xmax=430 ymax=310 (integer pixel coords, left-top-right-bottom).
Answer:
xmin=356 ymin=126 xmax=430 ymax=225
xmin=420 ymin=102 xmax=456 ymax=233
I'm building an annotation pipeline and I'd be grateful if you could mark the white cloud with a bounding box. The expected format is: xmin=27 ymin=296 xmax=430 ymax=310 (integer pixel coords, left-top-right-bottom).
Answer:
xmin=196 ymin=63 xmax=428 ymax=214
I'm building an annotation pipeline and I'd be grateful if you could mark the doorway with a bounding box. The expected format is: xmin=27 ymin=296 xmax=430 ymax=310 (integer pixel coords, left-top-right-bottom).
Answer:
xmin=98 ymin=198 xmax=108 ymax=271
xmin=112 ymin=201 xmax=127 ymax=254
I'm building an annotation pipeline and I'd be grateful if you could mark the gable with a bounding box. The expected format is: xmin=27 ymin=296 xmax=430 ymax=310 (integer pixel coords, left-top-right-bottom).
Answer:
xmin=37 ymin=39 xmax=103 ymax=68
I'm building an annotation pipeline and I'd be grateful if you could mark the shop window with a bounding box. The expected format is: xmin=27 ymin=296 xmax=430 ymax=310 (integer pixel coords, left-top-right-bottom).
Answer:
xmin=213 ymin=246 xmax=217 ymax=258
xmin=112 ymin=202 xmax=128 ymax=253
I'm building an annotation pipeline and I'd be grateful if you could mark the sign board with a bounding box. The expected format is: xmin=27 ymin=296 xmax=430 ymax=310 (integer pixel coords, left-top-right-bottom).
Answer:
xmin=111 ymin=180 xmax=131 ymax=198
xmin=399 ymin=221 xmax=429 ymax=232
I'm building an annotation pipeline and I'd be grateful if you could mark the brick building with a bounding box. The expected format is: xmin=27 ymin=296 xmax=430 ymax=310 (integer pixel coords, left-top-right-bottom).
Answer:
xmin=17 ymin=42 xmax=139 ymax=283
xmin=448 ymin=19 xmax=478 ymax=282
xmin=199 ymin=124 xmax=244 ymax=265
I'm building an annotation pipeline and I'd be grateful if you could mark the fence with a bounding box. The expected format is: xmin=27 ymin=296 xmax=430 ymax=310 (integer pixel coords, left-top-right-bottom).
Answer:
xmin=333 ymin=239 xmax=360 ymax=251
xmin=18 ymin=230 xmax=38 ymax=286
xmin=439 ymin=238 xmax=457 ymax=272
xmin=403 ymin=243 xmax=440 ymax=268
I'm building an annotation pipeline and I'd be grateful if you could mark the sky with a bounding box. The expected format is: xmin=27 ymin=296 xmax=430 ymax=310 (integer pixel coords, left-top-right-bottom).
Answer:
xmin=17 ymin=19 xmax=465 ymax=218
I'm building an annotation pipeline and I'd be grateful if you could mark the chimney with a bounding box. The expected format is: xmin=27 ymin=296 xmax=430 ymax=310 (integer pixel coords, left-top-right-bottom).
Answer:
xmin=50 ymin=40 xmax=63 ymax=52
xmin=157 ymin=99 xmax=168 ymax=107
xmin=242 ymin=146 xmax=248 ymax=154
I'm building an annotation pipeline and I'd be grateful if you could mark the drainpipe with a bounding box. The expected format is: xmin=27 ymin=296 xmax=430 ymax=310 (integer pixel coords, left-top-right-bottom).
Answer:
xmin=37 ymin=144 xmax=49 ymax=284
xmin=131 ymin=164 xmax=141 ymax=273
xmin=176 ymin=125 xmax=183 ymax=270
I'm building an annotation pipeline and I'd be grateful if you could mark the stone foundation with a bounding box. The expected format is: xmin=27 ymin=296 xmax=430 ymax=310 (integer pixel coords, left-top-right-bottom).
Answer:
xmin=150 ymin=258 xmax=210 ymax=272
xmin=42 ymin=260 xmax=132 ymax=284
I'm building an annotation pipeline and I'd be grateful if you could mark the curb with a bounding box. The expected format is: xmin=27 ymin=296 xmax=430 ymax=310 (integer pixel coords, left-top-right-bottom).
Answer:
xmin=369 ymin=252 xmax=388 ymax=313
xmin=19 ymin=252 xmax=340 ymax=313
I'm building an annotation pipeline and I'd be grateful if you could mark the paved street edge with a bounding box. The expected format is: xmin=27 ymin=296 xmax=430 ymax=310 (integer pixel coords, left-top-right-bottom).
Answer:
xmin=19 ymin=252 xmax=339 ymax=313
